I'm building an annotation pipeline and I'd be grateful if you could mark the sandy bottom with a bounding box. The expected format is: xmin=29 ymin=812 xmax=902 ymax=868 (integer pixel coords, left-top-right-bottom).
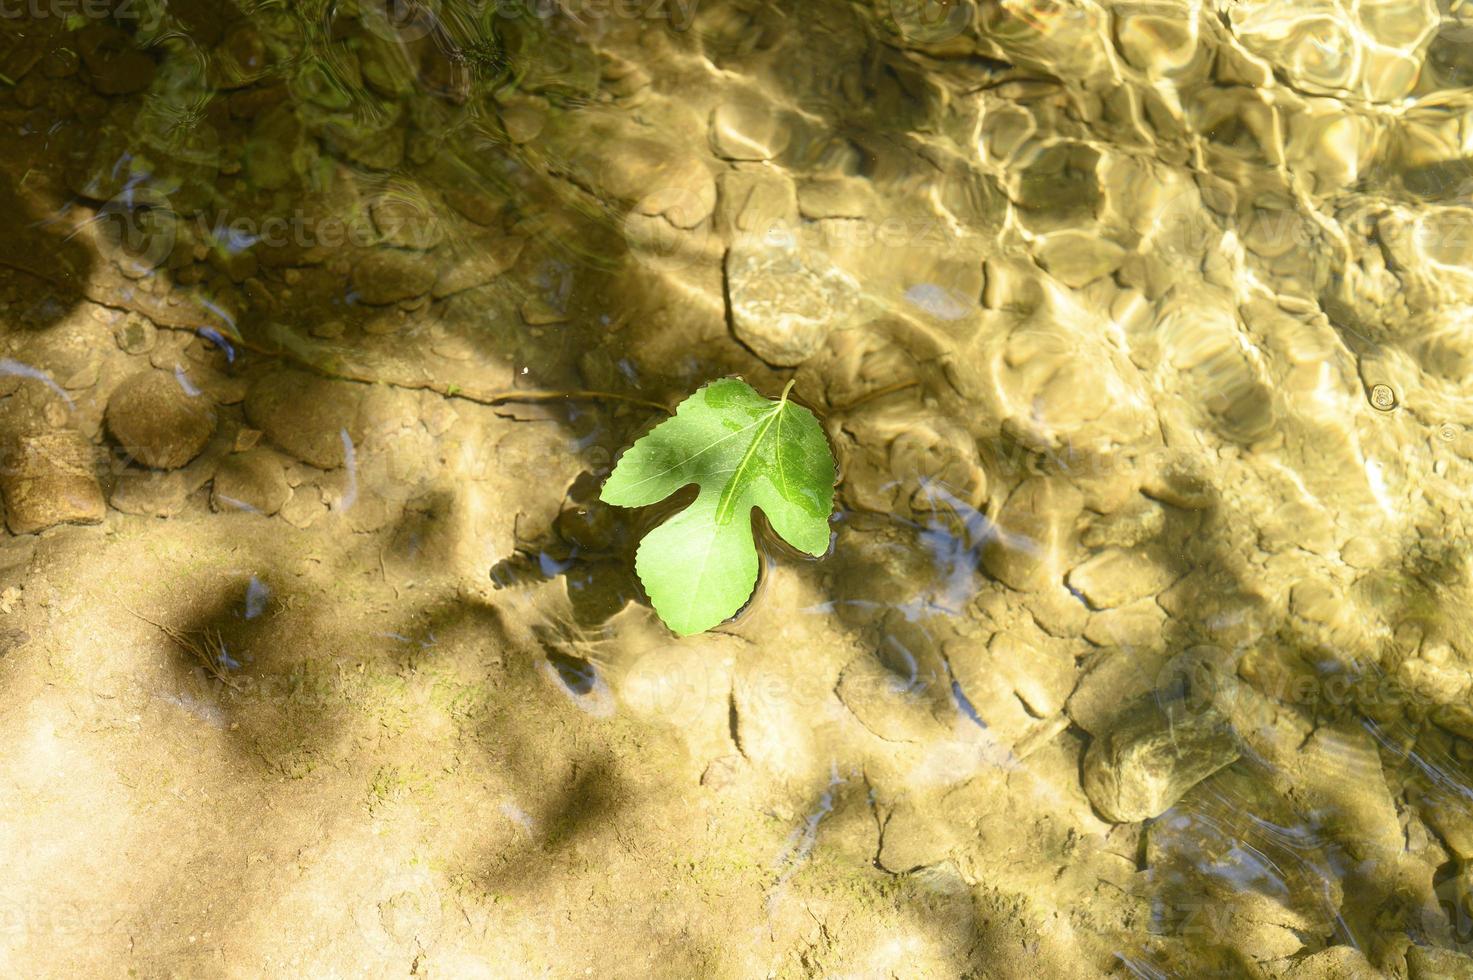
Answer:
xmin=5 ymin=0 xmax=1473 ymax=977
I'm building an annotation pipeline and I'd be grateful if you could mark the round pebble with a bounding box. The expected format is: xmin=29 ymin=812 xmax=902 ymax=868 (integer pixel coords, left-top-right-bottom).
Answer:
xmin=106 ymin=369 xmax=217 ymax=469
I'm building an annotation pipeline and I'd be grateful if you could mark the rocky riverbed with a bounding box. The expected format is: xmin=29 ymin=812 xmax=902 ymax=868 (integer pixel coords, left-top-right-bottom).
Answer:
xmin=3 ymin=1 xmax=1473 ymax=976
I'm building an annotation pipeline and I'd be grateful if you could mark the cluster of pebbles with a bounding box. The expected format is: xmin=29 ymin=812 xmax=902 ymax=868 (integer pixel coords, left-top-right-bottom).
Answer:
xmin=4 ymin=0 xmax=1473 ymax=974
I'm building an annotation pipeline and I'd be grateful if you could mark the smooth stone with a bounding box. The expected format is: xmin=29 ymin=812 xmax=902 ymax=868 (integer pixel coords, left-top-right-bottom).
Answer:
xmin=521 ymin=298 xmax=568 ymax=325
xmin=1084 ymin=598 xmax=1167 ymax=649
xmin=106 ymin=370 xmax=217 ymax=470
xmin=577 ymin=136 xmax=715 ymax=227
xmin=370 ymin=196 xmax=444 ymax=250
xmin=724 ymin=237 xmax=859 ymax=366
xmin=112 ymin=313 xmax=157 ymax=354
xmin=716 ymin=169 xmax=797 ymax=236
xmin=110 ymin=468 xmax=191 ymax=518
xmin=1082 ymin=699 xmax=1239 ymax=823
xmin=796 ymin=177 xmax=875 ymax=220
xmin=709 ymin=97 xmax=789 ymax=161
xmin=1141 ymin=451 xmax=1215 ymax=508
xmin=1407 ymin=945 xmax=1473 ymax=980
xmin=981 ymin=477 xmax=1083 ymax=593
xmin=1034 ymin=230 xmax=1127 ymax=287
xmin=1113 ymin=8 xmax=1200 ymax=76
xmin=1280 ymin=946 xmax=1379 ymax=980
xmin=1067 ymin=545 xmax=1178 ymax=609
xmin=433 ymin=237 xmax=524 ymax=298
xmin=835 ymin=654 xmax=949 ymax=743
xmin=212 ymin=449 xmax=292 ymax=515
xmin=0 ymin=431 xmax=106 ymax=534
xmin=243 ymin=370 xmax=363 ymax=469
xmin=498 ymin=100 xmax=546 ymax=144
xmin=1081 ymin=495 xmax=1165 ymax=549
xmin=351 ymin=249 xmax=436 ymax=305
xmin=988 ymin=632 xmax=1076 ymax=717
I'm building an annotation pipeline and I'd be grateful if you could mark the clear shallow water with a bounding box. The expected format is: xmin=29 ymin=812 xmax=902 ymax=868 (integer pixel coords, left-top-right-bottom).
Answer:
xmin=3 ymin=1 xmax=1473 ymax=976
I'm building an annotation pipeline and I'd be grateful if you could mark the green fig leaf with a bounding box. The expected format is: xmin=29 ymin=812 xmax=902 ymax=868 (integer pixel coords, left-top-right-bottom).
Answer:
xmin=601 ymin=378 xmax=837 ymax=635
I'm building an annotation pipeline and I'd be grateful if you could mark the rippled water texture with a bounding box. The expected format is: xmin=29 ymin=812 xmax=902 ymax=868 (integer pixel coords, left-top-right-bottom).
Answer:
xmin=3 ymin=0 xmax=1473 ymax=976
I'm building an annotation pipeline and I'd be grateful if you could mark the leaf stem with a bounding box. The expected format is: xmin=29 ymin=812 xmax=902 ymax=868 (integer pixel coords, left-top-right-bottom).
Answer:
xmin=779 ymin=378 xmax=797 ymax=405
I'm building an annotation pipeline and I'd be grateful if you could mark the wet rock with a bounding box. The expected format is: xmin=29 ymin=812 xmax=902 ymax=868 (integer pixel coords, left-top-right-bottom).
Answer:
xmin=1084 ymin=598 xmax=1167 ymax=650
xmin=1024 ymin=585 xmax=1090 ymax=638
xmin=977 ymin=309 xmax=1157 ymax=455
xmin=1067 ymin=545 xmax=1179 ymax=609
xmin=1280 ymin=946 xmax=1379 ymax=980
xmin=433 ymin=238 xmax=524 ymax=298
xmin=351 ymin=249 xmax=437 ymax=305
xmin=212 ymin=450 xmax=292 ymax=516
xmin=0 ymin=628 xmax=28 ymax=658
xmin=1113 ymin=5 xmax=1202 ymax=77
xmin=77 ymin=25 xmax=156 ymax=96
xmin=106 ymin=370 xmax=217 ymax=470
xmin=371 ymin=195 xmax=444 ymax=250
xmin=981 ymin=477 xmax=1084 ymax=593
xmin=709 ymin=96 xmax=790 ymax=161
xmin=1408 ymin=944 xmax=1473 ymax=980
xmin=242 ymin=105 xmax=305 ymax=192
xmin=212 ymin=24 xmax=271 ymax=89
xmin=109 ymin=468 xmax=191 ymax=518
xmin=877 ymin=802 xmax=956 ymax=872
xmin=796 ymin=177 xmax=876 ymax=220
xmin=111 ymin=313 xmax=158 ymax=355
xmin=731 ymin=662 xmax=827 ymax=786
xmin=521 ymin=298 xmax=567 ymax=326
xmin=724 ymin=237 xmax=859 ymax=366
xmin=569 ymin=135 xmax=716 ymax=227
xmin=497 ymin=98 xmax=546 ymax=144
xmin=243 ymin=371 xmax=363 ymax=469
xmin=1082 ymin=700 xmax=1240 ymax=822
xmin=0 ymin=431 xmax=106 ymax=534
xmin=440 ymin=184 xmax=505 ymax=226
xmin=988 ymin=631 xmax=1076 ymax=717
xmin=836 ymin=654 xmax=949 ymax=743
xmin=1081 ymin=494 xmax=1165 ymax=549
xmin=1416 ymin=785 xmax=1473 ymax=861
xmin=1033 ymin=230 xmax=1126 ymax=287
xmin=279 ymin=489 xmax=329 ymax=529
xmin=716 ymin=169 xmax=797 ymax=237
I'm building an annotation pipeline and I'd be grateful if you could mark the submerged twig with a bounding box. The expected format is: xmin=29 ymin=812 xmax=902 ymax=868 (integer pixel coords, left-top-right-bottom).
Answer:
xmin=122 ymin=604 xmax=241 ymax=691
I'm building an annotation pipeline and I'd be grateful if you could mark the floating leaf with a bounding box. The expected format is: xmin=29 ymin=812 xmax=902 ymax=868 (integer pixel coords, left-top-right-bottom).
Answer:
xmin=601 ymin=378 xmax=836 ymax=635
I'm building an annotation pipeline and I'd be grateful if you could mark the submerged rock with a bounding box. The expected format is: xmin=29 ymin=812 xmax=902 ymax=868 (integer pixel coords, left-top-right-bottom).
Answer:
xmin=351 ymin=249 xmax=437 ymax=305
xmin=433 ymin=237 xmax=524 ymax=298
xmin=0 ymin=432 xmax=105 ymax=534
xmin=212 ymin=450 xmax=292 ymax=516
xmin=981 ymin=476 xmax=1083 ymax=593
xmin=106 ymin=370 xmax=217 ymax=470
xmin=1082 ymin=698 xmax=1239 ymax=823
xmin=110 ymin=468 xmax=192 ymax=519
xmin=709 ymin=96 xmax=790 ymax=161
xmin=243 ymin=371 xmax=363 ymax=469
xmin=724 ymin=238 xmax=859 ymax=366
xmin=1067 ymin=545 xmax=1179 ymax=609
